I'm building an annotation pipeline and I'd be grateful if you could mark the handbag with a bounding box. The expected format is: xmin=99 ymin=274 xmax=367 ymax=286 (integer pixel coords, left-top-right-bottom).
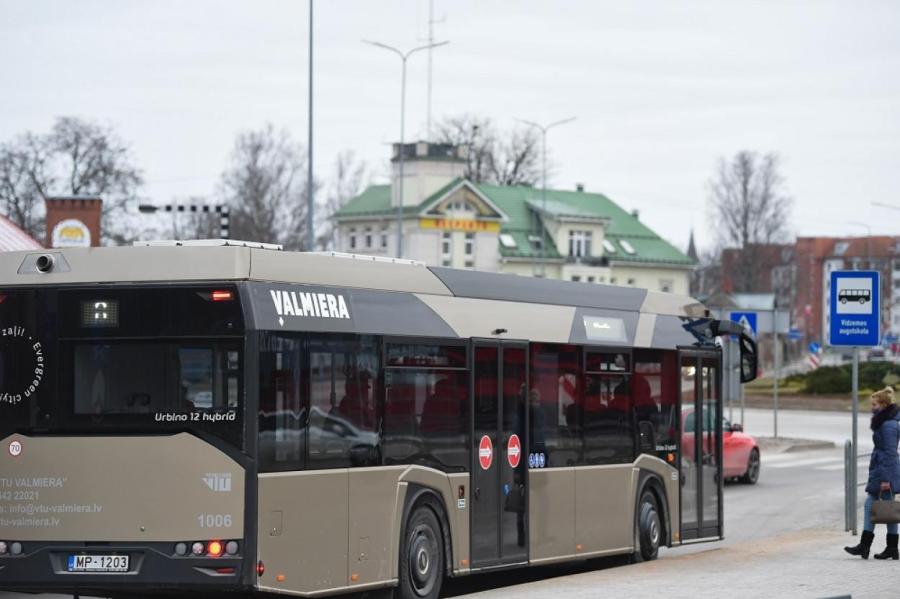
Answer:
xmin=871 ymin=486 xmax=900 ymax=524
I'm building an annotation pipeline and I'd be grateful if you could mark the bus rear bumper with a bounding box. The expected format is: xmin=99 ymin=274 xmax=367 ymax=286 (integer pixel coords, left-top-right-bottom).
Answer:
xmin=0 ymin=541 xmax=252 ymax=595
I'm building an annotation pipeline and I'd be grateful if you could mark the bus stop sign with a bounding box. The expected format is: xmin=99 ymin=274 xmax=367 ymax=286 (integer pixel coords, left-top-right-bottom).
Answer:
xmin=829 ymin=270 xmax=880 ymax=347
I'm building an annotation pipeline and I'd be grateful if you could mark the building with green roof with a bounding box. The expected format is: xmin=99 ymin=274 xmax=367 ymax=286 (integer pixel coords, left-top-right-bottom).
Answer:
xmin=333 ymin=142 xmax=695 ymax=295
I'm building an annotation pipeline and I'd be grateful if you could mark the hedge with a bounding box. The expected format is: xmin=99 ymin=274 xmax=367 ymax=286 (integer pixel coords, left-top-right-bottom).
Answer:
xmin=792 ymin=362 xmax=900 ymax=395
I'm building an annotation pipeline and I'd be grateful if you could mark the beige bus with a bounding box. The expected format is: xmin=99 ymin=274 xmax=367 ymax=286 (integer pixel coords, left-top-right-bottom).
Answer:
xmin=0 ymin=242 xmax=757 ymax=598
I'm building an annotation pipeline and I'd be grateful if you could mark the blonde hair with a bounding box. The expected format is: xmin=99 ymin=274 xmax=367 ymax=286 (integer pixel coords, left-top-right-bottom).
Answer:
xmin=871 ymin=386 xmax=895 ymax=408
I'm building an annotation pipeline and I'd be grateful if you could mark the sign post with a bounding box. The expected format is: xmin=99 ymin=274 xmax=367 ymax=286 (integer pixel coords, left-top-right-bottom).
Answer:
xmin=829 ymin=270 xmax=880 ymax=537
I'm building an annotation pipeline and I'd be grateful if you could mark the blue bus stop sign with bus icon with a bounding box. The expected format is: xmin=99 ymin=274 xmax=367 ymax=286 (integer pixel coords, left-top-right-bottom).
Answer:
xmin=730 ymin=311 xmax=757 ymax=336
xmin=829 ymin=270 xmax=879 ymax=347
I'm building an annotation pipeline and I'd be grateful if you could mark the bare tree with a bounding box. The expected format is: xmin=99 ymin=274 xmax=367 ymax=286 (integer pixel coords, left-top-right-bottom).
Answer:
xmin=707 ymin=151 xmax=792 ymax=292
xmin=0 ymin=117 xmax=143 ymax=244
xmin=0 ymin=133 xmax=54 ymax=239
xmin=318 ymin=150 xmax=367 ymax=250
xmin=435 ymin=114 xmax=542 ymax=186
xmin=220 ymin=125 xmax=316 ymax=250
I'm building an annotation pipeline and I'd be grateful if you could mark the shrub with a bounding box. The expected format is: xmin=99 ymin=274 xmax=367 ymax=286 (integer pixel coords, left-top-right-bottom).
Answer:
xmin=799 ymin=362 xmax=900 ymax=394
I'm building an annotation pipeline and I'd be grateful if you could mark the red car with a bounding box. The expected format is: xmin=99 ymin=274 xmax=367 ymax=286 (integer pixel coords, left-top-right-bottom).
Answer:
xmin=682 ymin=407 xmax=760 ymax=485
xmin=722 ymin=418 xmax=760 ymax=484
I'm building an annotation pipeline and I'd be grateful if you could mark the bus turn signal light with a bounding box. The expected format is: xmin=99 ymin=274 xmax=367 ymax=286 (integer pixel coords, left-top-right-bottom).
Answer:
xmin=207 ymin=541 xmax=224 ymax=557
xmin=257 ymin=561 xmax=265 ymax=577
xmin=667 ymin=453 xmax=676 ymax=464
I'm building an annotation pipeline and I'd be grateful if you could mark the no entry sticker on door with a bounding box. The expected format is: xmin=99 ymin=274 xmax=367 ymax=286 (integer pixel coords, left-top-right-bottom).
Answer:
xmin=507 ymin=434 xmax=521 ymax=468
xmin=479 ymin=435 xmax=493 ymax=470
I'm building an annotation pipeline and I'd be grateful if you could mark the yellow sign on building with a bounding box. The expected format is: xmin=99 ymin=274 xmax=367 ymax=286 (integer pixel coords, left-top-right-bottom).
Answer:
xmin=419 ymin=218 xmax=500 ymax=232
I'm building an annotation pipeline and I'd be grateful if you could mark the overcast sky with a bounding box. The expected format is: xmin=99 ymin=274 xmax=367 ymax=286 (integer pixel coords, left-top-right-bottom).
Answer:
xmin=2 ymin=0 xmax=899 ymax=252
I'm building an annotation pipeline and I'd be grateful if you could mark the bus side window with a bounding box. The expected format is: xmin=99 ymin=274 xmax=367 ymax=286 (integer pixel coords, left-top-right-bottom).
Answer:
xmin=633 ymin=350 xmax=679 ymax=461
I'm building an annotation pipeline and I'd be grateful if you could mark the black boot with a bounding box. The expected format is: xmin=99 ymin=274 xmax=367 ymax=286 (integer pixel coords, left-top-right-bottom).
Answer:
xmin=845 ymin=530 xmax=875 ymax=559
xmin=874 ymin=533 xmax=899 ymax=560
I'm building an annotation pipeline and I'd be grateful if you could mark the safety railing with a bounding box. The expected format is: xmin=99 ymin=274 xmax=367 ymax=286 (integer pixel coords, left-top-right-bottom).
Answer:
xmin=844 ymin=440 xmax=872 ymax=535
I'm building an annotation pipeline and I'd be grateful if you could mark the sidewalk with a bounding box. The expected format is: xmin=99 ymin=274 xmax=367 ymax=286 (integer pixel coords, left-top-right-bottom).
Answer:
xmin=466 ymin=529 xmax=889 ymax=599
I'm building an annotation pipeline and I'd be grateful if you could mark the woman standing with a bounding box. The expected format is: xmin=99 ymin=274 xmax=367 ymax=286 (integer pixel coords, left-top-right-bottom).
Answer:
xmin=845 ymin=386 xmax=900 ymax=560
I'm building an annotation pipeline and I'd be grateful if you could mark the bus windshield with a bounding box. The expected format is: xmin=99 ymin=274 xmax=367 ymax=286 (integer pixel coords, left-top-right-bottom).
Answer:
xmin=0 ymin=286 xmax=245 ymax=448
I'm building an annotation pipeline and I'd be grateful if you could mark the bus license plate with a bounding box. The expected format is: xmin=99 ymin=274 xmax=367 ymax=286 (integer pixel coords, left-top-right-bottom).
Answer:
xmin=67 ymin=554 xmax=130 ymax=572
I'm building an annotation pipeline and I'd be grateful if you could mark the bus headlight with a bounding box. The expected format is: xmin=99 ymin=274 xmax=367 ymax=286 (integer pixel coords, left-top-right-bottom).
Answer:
xmin=0 ymin=541 xmax=7 ymax=555
xmin=174 ymin=542 xmax=188 ymax=556
xmin=191 ymin=542 xmax=205 ymax=556
xmin=10 ymin=542 xmax=22 ymax=555
xmin=225 ymin=541 xmax=239 ymax=555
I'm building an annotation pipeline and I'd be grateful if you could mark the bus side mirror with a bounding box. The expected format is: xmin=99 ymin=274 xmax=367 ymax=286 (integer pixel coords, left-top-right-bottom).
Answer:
xmin=739 ymin=333 xmax=758 ymax=383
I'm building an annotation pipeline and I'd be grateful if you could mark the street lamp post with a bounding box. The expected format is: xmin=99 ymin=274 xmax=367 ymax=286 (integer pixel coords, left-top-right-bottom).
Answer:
xmin=515 ymin=117 xmax=576 ymax=277
xmin=364 ymin=39 xmax=448 ymax=259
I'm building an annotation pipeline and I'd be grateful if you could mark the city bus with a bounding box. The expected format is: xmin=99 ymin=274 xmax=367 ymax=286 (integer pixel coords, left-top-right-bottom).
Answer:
xmin=0 ymin=241 xmax=757 ymax=598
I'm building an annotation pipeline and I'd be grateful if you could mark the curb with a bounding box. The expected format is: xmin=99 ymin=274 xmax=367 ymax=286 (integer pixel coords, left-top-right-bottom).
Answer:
xmin=782 ymin=440 xmax=836 ymax=453
xmin=756 ymin=437 xmax=836 ymax=453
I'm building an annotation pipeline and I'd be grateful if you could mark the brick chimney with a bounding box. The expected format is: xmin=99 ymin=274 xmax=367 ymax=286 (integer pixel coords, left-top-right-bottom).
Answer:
xmin=45 ymin=196 xmax=102 ymax=248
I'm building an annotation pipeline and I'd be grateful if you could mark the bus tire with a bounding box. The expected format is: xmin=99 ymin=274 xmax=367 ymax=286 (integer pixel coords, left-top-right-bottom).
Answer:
xmin=397 ymin=504 xmax=444 ymax=599
xmin=633 ymin=489 xmax=661 ymax=562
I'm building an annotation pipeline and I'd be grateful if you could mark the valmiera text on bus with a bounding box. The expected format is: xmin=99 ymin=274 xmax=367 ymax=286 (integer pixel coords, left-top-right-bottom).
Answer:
xmin=0 ymin=241 xmax=757 ymax=598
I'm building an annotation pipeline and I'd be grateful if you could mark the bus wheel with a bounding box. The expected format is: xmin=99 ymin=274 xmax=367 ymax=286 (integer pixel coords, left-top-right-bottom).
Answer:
xmin=634 ymin=490 xmax=661 ymax=562
xmin=398 ymin=506 xmax=444 ymax=599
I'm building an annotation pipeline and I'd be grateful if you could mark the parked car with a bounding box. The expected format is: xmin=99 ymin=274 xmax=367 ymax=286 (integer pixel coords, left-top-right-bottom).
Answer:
xmin=868 ymin=347 xmax=887 ymax=361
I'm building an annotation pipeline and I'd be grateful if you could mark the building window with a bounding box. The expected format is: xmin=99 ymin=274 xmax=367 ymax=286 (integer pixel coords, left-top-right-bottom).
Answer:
xmin=348 ymin=227 xmax=356 ymax=250
xmin=627 ymin=278 xmax=636 ymax=286
xmin=464 ymin=260 xmax=474 ymax=269
xmin=364 ymin=227 xmax=372 ymax=249
xmin=441 ymin=232 xmax=452 ymax=266
xmin=598 ymin=276 xmax=606 ymax=283
xmin=602 ymin=239 xmax=617 ymax=254
xmin=464 ymin=232 xmax=474 ymax=258
xmin=660 ymin=279 xmax=673 ymax=293
xmin=587 ymin=276 xmax=595 ymax=283
xmin=610 ymin=277 xmax=617 ymax=285
xmin=528 ymin=234 xmax=543 ymax=251
xmin=571 ymin=275 xmax=581 ymax=282
xmin=381 ymin=226 xmax=388 ymax=249
xmin=569 ymin=230 xmax=592 ymax=258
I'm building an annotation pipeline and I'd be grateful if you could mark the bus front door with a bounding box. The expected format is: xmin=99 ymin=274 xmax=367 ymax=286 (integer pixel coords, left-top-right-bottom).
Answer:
xmin=471 ymin=340 xmax=529 ymax=568
xmin=678 ymin=350 xmax=723 ymax=542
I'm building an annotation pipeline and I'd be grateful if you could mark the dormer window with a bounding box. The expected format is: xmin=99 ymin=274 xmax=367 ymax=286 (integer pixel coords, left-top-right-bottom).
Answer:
xmin=568 ymin=230 xmax=592 ymax=258
xmin=528 ymin=234 xmax=543 ymax=251
xmin=602 ymin=239 xmax=617 ymax=254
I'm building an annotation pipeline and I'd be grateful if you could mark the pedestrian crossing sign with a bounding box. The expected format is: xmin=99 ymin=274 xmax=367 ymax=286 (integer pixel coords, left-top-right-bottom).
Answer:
xmin=730 ymin=311 xmax=757 ymax=336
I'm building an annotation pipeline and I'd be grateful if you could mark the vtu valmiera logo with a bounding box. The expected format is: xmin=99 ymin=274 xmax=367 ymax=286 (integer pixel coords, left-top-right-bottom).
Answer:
xmin=203 ymin=473 xmax=232 ymax=492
